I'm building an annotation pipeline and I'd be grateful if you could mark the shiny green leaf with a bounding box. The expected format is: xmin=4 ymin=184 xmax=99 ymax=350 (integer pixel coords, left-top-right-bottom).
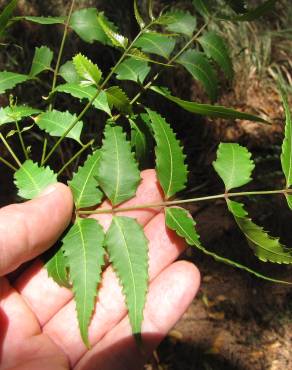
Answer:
xmin=158 ymin=10 xmax=197 ymax=38
xmin=115 ymin=57 xmax=150 ymax=84
xmin=106 ymin=86 xmax=132 ymax=114
xmin=133 ymin=32 xmax=176 ymax=59
xmin=73 ymin=54 xmax=102 ymax=87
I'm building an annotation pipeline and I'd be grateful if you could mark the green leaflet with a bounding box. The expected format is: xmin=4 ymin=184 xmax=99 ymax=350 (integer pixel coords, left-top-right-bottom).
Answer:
xmin=280 ymin=85 xmax=292 ymax=189
xmin=133 ymin=32 xmax=176 ymax=59
xmin=134 ymin=0 xmax=145 ymax=29
xmin=62 ymin=218 xmax=105 ymax=347
xmin=69 ymin=150 xmax=103 ymax=209
xmin=158 ymin=10 xmax=197 ymax=38
xmin=97 ymin=13 xmax=128 ymax=49
xmin=0 ymin=0 xmax=18 ymax=37
xmin=115 ymin=57 xmax=150 ymax=84
xmin=29 ymin=46 xmax=53 ymax=77
xmin=151 ymin=85 xmax=267 ymax=123
xmin=198 ymin=32 xmax=233 ymax=81
xmin=46 ymin=247 xmax=70 ymax=288
xmin=59 ymin=61 xmax=81 ymax=84
xmin=177 ymin=50 xmax=218 ymax=101
xmin=146 ymin=108 xmax=188 ymax=199
xmin=55 ymin=84 xmax=111 ymax=116
xmin=0 ymin=105 xmax=41 ymax=126
xmin=213 ymin=143 xmax=255 ymax=191
xmin=227 ymin=199 xmax=292 ymax=264
xmin=97 ymin=124 xmax=141 ymax=206
xmin=165 ymin=206 xmax=291 ymax=284
xmin=73 ymin=54 xmax=102 ymax=87
xmin=105 ymin=86 xmax=132 ymax=114
xmin=14 ymin=160 xmax=57 ymax=199
xmin=0 ymin=71 xmax=29 ymax=94
xmin=127 ymin=48 xmax=173 ymax=67
xmin=34 ymin=110 xmax=83 ymax=144
xmin=105 ymin=216 xmax=148 ymax=336
xmin=129 ymin=117 xmax=152 ymax=169
xmin=16 ymin=15 xmax=65 ymax=24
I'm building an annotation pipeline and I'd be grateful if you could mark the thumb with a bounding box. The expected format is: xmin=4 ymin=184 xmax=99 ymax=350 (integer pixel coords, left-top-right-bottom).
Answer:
xmin=0 ymin=183 xmax=73 ymax=276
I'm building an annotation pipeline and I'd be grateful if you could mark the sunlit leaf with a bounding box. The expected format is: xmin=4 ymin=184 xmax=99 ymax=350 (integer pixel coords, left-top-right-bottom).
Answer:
xmin=97 ymin=13 xmax=128 ymax=49
xmin=133 ymin=32 xmax=176 ymax=59
xmin=158 ymin=10 xmax=197 ymax=38
xmin=105 ymin=86 xmax=132 ymax=114
xmin=0 ymin=71 xmax=28 ymax=94
xmin=46 ymin=247 xmax=70 ymax=288
xmin=0 ymin=105 xmax=41 ymax=126
xmin=115 ymin=57 xmax=150 ymax=84
xmin=29 ymin=46 xmax=53 ymax=77
xmin=73 ymin=54 xmax=102 ymax=87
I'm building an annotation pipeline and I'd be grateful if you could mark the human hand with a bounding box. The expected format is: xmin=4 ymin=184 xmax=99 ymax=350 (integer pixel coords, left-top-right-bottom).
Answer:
xmin=0 ymin=170 xmax=200 ymax=370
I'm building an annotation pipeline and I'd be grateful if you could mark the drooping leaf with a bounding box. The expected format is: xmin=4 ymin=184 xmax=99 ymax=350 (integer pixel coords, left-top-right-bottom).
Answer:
xmin=134 ymin=0 xmax=145 ymax=29
xmin=198 ymin=32 xmax=233 ymax=80
xmin=146 ymin=108 xmax=188 ymax=199
xmin=16 ymin=15 xmax=65 ymax=24
xmin=0 ymin=105 xmax=41 ymax=126
xmin=133 ymin=32 xmax=176 ymax=59
xmin=177 ymin=50 xmax=218 ymax=101
xmin=55 ymin=84 xmax=111 ymax=115
xmin=73 ymin=54 xmax=102 ymax=87
xmin=192 ymin=0 xmax=211 ymax=17
xmin=105 ymin=216 xmax=148 ymax=336
xmin=151 ymin=85 xmax=268 ymax=123
xmin=213 ymin=143 xmax=255 ymax=191
xmin=227 ymin=199 xmax=292 ymax=264
xmin=59 ymin=61 xmax=81 ymax=84
xmin=69 ymin=150 xmax=103 ymax=209
xmin=165 ymin=206 xmax=291 ymax=284
xmin=223 ymin=0 xmax=276 ymax=21
xmin=14 ymin=160 xmax=57 ymax=199
xmin=158 ymin=10 xmax=197 ymax=38
xmin=115 ymin=57 xmax=150 ymax=84
xmin=34 ymin=110 xmax=83 ymax=144
xmin=62 ymin=218 xmax=105 ymax=347
xmin=0 ymin=0 xmax=18 ymax=37
xmin=97 ymin=124 xmax=141 ymax=206
xmin=97 ymin=13 xmax=128 ymax=49
xmin=105 ymin=86 xmax=132 ymax=114
xmin=0 ymin=71 xmax=28 ymax=94
xmin=129 ymin=117 xmax=152 ymax=168
xmin=29 ymin=46 xmax=53 ymax=77
xmin=46 ymin=247 xmax=70 ymax=288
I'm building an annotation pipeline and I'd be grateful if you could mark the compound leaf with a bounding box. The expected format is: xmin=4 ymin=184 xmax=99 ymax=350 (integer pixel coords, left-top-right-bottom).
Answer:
xmin=177 ymin=50 xmax=218 ymax=101
xmin=14 ymin=160 xmax=57 ymax=199
xmin=105 ymin=86 xmax=132 ymax=114
xmin=30 ymin=46 xmax=53 ymax=77
xmin=105 ymin=216 xmax=148 ymax=337
xmin=69 ymin=150 xmax=103 ymax=209
xmin=227 ymin=199 xmax=292 ymax=264
xmin=151 ymin=86 xmax=267 ymax=122
xmin=73 ymin=54 xmax=102 ymax=87
xmin=146 ymin=108 xmax=188 ymax=199
xmin=59 ymin=61 xmax=81 ymax=84
xmin=97 ymin=124 xmax=140 ymax=206
xmin=198 ymin=31 xmax=233 ymax=80
xmin=158 ymin=10 xmax=197 ymax=38
xmin=34 ymin=110 xmax=83 ymax=144
xmin=55 ymin=84 xmax=111 ymax=115
xmin=62 ymin=218 xmax=105 ymax=347
xmin=133 ymin=32 xmax=176 ymax=59
xmin=46 ymin=247 xmax=70 ymax=288
xmin=213 ymin=143 xmax=255 ymax=191
xmin=0 ymin=0 xmax=18 ymax=37
xmin=165 ymin=206 xmax=291 ymax=284
xmin=115 ymin=57 xmax=150 ymax=84
xmin=97 ymin=13 xmax=128 ymax=49
xmin=0 ymin=71 xmax=28 ymax=94
xmin=0 ymin=105 xmax=41 ymax=126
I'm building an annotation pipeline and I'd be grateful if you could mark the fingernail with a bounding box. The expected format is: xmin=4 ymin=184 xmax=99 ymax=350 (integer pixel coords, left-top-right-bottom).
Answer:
xmin=39 ymin=184 xmax=57 ymax=197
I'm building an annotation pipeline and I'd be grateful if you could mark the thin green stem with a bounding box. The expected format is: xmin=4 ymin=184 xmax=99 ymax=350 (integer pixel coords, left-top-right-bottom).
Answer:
xmin=15 ymin=120 xmax=29 ymax=160
xmin=41 ymin=138 xmax=48 ymax=164
xmin=0 ymin=133 xmax=22 ymax=168
xmin=77 ymin=189 xmax=290 ymax=215
xmin=0 ymin=156 xmax=17 ymax=171
xmin=57 ymin=139 xmax=94 ymax=176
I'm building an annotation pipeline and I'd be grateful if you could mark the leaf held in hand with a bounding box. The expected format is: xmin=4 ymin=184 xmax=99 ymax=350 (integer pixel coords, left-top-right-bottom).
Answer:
xmin=46 ymin=247 xmax=70 ymax=288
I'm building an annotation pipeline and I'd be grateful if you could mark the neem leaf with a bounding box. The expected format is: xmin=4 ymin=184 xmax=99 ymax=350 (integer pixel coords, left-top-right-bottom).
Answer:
xmin=105 ymin=86 xmax=132 ymax=114
xmin=29 ymin=46 xmax=54 ymax=77
xmin=213 ymin=143 xmax=255 ymax=191
xmin=134 ymin=0 xmax=145 ymax=29
xmin=105 ymin=216 xmax=148 ymax=336
xmin=133 ymin=32 xmax=176 ymax=59
xmin=280 ymin=85 xmax=292 ymax=189
xmin=17 ymin=15 xmax=65 ymax=24
xmin=165 ymin=206 xmax=291 ymax=284
xmin=55 ymin=84 xmax=111 ymax=115
xmin=115 ymin=57 xmax=150 ymax=84
xmin=158 ymin=10 xmax=197 ymax=38
xmin=34 ymin=110 xmax=83 ymax=144
xmin=69 ymin=150 xmax=103 ymax=209
xmin=227 ymin=199 xmax=292 ymax=264
xmin=0 ymin=105 xmax=41 ymax=126
xmin=73 ymin=54 xmax=102 ymax=87
xmin=0 ymin=0 xmax=18 ymax=37
xmin=14 ymin=160 xmax=57 ymax=199
xmin=198 ymin=31 xmax=233 ymax=80
xmin=177 ymin=50 xmax=218 ymax=101
xmin=0 ymin=71 xmax=29 ymax=94
xmin=62 ymin=218 xmax=105 ymax=347
xmin=97 ymin=13 xmax=128 ymax=49
xmin=59 ymin=61 xmax=81 ymax=84
xmin=46 ymin=247 xmax=70 ymax=288
xmin=146 ymin=108 xmax=188 ymax=199
xmin=97 ymin=124 xmax=141 ymax=206
xmin=151 ymin=85 xmax=267 ymax=123
xmin=129 ymin=117 xmax=153 ymax=168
